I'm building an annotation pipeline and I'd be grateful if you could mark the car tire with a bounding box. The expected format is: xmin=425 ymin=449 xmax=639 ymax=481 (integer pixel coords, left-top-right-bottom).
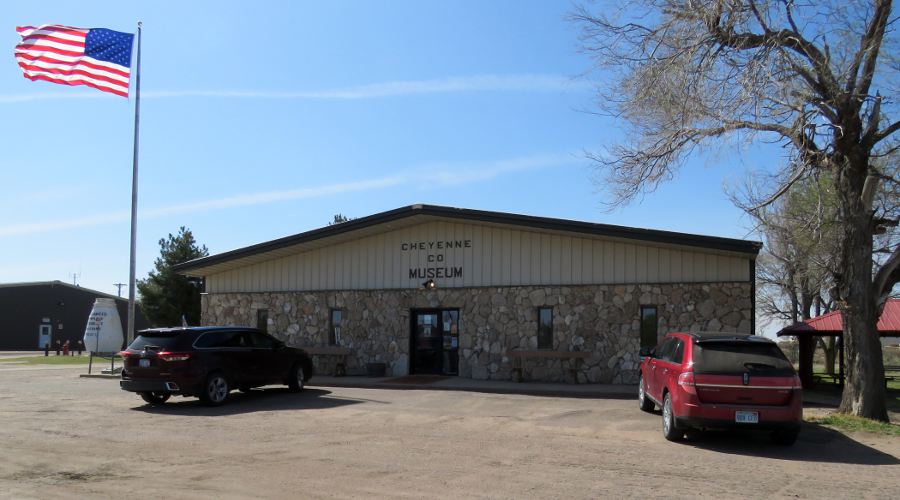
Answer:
xmin=770 ymin=429 xmax=799 ymax=446
xmin=200 ymin=372 xmax=230 ymax=406
xmin=288 ymin=363 xmax=305 ymax=392
xmin=139 ymin=392 xmax=170 ymax=405
xmin=638 ymin=375 xmax=654 ymax=412
xmin=662 ymin=392 xmax=682 ymax=441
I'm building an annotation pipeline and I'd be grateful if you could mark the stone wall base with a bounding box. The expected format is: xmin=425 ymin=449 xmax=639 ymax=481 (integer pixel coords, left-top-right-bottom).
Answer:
xmin=202 ymin=282 xmax=751 ymax=383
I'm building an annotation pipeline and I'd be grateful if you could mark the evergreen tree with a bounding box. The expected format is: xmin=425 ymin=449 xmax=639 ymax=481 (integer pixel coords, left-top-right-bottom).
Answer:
xmin=137 ymin=227 xmax=209 ymax=327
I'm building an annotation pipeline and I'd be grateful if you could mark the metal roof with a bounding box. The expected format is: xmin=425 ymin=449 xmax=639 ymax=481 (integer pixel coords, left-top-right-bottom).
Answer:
xmin=173 ymin=204 xmax=762 ymax=277
xmin=776 ymin=299 xmax=900 ymax=337
xmin=0 ymin=280 xmax=125 ymax=302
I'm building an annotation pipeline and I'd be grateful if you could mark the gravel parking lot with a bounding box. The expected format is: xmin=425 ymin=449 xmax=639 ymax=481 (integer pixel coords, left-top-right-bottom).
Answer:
xmin=1 ymin=364 xmax=898 ymax=499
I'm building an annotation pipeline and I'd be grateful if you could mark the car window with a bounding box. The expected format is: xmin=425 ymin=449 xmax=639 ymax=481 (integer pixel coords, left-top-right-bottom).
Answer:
xmin=670 ymin=340 xmax=685 ymax=364
xmin=250 ymin=332 xmax=276 ymax=348
xmin=195 ymin=331 xmax=245 ymax=348
xmin=655 ymin=338 xmax=675 ymax=360
xmin=128 ymin=333 xmax=185 ymax=350
xmin=693 ymin=341 xmax=794 ymax=375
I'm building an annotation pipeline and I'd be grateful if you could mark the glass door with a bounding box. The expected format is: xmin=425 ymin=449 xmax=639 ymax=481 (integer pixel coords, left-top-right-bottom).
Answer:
xmin=413 ymin=312 xmax=441 ymax=374
xmin=441 ymin=310 xmax=459 ymax=375
xmin=411 ymin=309 xmax=460 ymax=375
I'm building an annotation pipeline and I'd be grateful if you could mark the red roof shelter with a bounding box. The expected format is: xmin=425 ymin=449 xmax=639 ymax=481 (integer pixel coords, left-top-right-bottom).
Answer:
xmin=776 ymin=299 xmax=900 ymax=387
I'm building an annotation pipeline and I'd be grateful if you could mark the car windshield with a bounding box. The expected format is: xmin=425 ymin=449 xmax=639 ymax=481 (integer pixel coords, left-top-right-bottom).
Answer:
xmin=693 ymin=341 xmax=794 ymax=375
xmin=127 ymin=332 xmax=187 ymax=350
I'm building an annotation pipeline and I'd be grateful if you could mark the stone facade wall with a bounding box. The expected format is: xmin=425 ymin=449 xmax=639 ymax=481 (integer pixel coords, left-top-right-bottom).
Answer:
xmin=201 ymin=282 xmax=751 ymax=383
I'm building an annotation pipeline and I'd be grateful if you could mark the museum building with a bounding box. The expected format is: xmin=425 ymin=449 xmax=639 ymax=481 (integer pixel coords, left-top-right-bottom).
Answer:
xmin=173 ymin=205 xmax=761 ymax=383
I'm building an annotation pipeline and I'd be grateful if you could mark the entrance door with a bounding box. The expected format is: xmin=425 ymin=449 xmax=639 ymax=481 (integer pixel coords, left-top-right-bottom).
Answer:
xmin=38 ymin=324 xmax=51 ymax=349
xmin=411 ymin=310 xmax=459 ymax=375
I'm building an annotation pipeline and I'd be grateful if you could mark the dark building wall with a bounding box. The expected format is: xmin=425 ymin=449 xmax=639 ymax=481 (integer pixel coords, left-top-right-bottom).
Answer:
xmin=0 ymin=282 xmax=149 ymax=351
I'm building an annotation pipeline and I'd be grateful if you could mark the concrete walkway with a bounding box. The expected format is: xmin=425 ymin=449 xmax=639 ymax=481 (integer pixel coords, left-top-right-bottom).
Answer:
xmin=310 ymin=375 xmax=637 ymax=398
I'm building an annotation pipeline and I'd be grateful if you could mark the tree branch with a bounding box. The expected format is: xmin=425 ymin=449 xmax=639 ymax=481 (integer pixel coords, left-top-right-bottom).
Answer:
xmin=873 ymin=244 xmax=900 ymax=308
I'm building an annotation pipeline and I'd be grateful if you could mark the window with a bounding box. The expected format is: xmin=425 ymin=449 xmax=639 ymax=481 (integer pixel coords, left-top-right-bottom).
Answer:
xmin=256 ymin=309 xmax=268 ymax=332
xmin=640 ymin=306 xmax=658 ymax=349
xmin=329 ymin=309 xmax=343 ymax=346
xmin=195 ymin=331 xmax=241 ymax=349
xmin=250 ymin=331 xmax=276 ymax=349
xmin=670 ymin=340 xmax=685 ymax=364
xmin=537 ymin=307 xmax=553 ymax=349
xmin=655 ymin=337 xmax=675 ymax=361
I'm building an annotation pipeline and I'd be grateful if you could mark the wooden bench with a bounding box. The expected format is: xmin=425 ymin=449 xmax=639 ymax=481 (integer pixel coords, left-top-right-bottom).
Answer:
xmin=508 ymin=349 xmax=591 ymax=383
xmin=885 ymin=365 xmax=900 ymax=388
xmin=87 ymin=351 xmax=120 ymax=375
xmin=304 ymin=346 xmax=353 ymax=376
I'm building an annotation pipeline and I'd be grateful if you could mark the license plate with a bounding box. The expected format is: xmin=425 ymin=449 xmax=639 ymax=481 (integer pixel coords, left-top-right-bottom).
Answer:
xmin=139 ymin=359 xmax=150 ymax=368
xmin=735 ymin=411 xmax=759 ymax=424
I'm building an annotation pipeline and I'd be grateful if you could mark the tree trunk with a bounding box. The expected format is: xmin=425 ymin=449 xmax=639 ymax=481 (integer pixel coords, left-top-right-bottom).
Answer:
xmin=816 ymin=337 xmax=838 ymax=377
xmin=836 ymin=157 xmax=888 ymax=421
xmin=824 ymin=337 xmax=837 ymax=377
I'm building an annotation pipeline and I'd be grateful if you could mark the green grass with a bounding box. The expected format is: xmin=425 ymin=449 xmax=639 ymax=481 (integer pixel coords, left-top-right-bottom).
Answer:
xmin=807 ymin=413 xmax=900 ymax=437
xmin=0 ymin=355 xmax=119 ymax=365
xmin=803 ymin=368 xmax=900 ymax=412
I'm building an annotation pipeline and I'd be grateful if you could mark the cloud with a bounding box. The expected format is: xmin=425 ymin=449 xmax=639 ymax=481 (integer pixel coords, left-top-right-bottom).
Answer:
xmin=0 ymin=91 xmax=107 ymax=103
xmin=0 ymin=154 xmax=577 ymax=237
xmin=2 ymin=74 xmax=589 ymax=103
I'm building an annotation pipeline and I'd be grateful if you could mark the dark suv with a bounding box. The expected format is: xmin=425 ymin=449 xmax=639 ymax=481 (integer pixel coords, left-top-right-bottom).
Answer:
xmin=638 ymin=332 xmax=802 ymax=445
xmin=120 ymin=327 xmax=313 ymax=406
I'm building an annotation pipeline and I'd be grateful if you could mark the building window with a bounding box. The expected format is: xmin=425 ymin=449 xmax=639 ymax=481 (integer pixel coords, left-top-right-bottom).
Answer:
xmin=537 ymin=307 xmax=553 ymax=349
xmin=256 ymin=309 xmax=268 ymax=332
xmin=640 ymin=306 xmax=658 ymax=349
xmin=330 ymin=309 xmax=343 ymax=346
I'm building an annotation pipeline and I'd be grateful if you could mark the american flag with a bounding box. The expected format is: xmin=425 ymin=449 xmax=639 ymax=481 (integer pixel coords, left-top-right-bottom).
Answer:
xmin=15 ymin=25 xmax=134 ymax=98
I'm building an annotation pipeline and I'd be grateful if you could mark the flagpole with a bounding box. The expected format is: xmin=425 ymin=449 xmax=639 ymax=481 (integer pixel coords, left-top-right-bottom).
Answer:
xmin=127 ymin=22 xmax=142 ymax=345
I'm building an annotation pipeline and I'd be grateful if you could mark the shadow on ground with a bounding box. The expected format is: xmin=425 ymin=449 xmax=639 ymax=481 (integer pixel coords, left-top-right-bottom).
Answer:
xmin=679 ymin=422 xmax=899 ymax=465
xmin=130 ymin=388 xmax=377 ymax=416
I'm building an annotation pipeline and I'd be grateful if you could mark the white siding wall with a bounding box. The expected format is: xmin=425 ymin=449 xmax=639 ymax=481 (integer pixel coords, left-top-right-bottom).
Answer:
xmin=206 ymin=221 xmax=751 ymax=293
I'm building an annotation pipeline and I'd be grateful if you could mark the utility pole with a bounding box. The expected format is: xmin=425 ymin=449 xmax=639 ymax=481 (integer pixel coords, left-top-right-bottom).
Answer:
xmin=113 ymin=283 xmax=127 ymax=297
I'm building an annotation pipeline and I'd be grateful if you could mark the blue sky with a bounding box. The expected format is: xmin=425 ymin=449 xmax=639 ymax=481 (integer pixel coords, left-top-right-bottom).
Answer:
xmin=2 ymin=1 xmax=782 ymax=328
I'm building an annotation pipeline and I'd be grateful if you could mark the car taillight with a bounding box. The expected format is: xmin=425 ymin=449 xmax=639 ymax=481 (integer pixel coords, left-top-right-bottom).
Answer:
xmin=791 ymin=374 xmax=803 ymax=390
xmin=677 ymin=371 xmax=697 ymax=395
xmin=157 ymin=351 xmax=192 ymax=362
xmin=119 ymin=350 xmax=132 ymax=359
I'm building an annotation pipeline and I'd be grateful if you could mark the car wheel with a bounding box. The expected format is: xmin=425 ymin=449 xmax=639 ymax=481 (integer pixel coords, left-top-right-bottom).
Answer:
xmin=287 ymin=363 xmax=305 ymax=392
xmin=139 ymin=392 xmax=170 ymax=405
xmin=662 ymin=392 xmax=682 ymax=441
xmin=200 ymin=372 xmax=230 ymax=406
xmin=638 ymin=375 xmax=654 ymax=412
xmin=770 ymin=429 xmax=799 ymax=446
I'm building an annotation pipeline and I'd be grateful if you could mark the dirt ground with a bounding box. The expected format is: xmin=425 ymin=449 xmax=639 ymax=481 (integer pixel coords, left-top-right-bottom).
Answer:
xmin=1 ymin=365 xmax=898 ymax=499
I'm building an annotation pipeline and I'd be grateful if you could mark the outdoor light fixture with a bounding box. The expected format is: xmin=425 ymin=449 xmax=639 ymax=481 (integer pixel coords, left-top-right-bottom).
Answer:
xmin=422 ymin=279 xmax=437 ymax=290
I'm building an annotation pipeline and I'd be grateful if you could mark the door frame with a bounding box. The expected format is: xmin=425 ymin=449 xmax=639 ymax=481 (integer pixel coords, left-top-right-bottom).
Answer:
xmin=410 ymin=309 xmax=441 ymax=375
xmin=38 ymin=324 xmax=52 ymax=349
xmin=409 ymin=308 xmax=460 ymax=376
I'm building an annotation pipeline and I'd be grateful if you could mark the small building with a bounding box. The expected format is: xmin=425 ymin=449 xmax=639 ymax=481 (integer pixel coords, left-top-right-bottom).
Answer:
xmin=174 ymin=205 xmax=761 ymax=383
xmin=776 ymin=298 xmax=900 ymax=387
xmin=0 ymin=281 xmax=149 ymax=351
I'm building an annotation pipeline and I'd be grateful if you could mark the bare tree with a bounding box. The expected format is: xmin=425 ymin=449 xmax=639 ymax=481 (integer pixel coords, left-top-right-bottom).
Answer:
xmin=736 ymin=173 xmax=840 ymax=377
xmin=575 ymin=0 xmax=900 ymax=420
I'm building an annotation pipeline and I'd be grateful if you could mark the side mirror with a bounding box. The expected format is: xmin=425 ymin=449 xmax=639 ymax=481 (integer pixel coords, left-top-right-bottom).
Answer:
xmin=639 ymin=346 xmax=655 ymax=358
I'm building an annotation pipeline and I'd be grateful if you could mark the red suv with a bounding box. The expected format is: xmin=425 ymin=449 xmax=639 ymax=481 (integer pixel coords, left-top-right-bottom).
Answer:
xmin=638 ymin=332 xmax=802 ymax=445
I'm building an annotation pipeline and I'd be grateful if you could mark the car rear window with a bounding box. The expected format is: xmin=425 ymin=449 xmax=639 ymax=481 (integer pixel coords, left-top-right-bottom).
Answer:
xmin=693 ymin=341 xmax=794 ymax=375
xmin=127 ymin=332 xmax=192 ymax=350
